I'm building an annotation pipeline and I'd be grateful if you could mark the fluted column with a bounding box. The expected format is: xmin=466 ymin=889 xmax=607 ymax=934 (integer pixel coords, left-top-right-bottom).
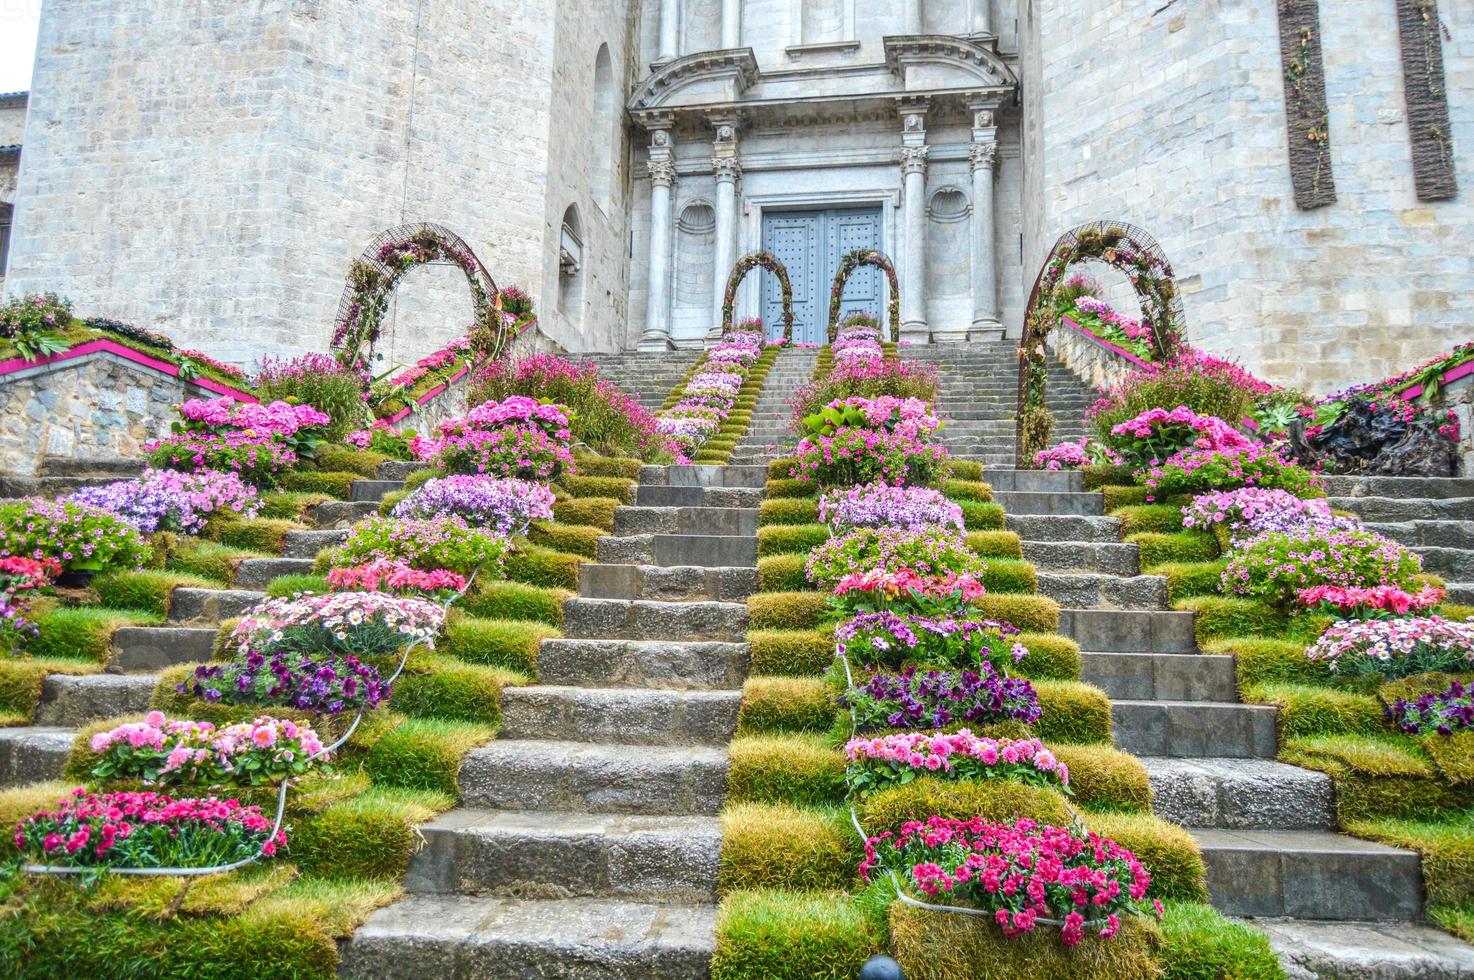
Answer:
xmin=658 ymin=0 xmax=680 ymax=63
xmin=721 ymin=0 xmax=741 ymax=48
xmin=970 ymin=0 xmax=993 ymax=35
xmin=640 ymin=127 xmax=678 ymax=351
xmin=898 ymin=105 xmax=930 ymax=344
xmin=711 ymin=123 xmax=741 ymax=339
xmin=969 ymin=107 xmax=1002 ymax=341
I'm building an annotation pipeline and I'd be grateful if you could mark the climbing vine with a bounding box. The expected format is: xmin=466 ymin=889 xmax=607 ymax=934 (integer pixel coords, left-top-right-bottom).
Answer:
xmin=721 ymin=252 xmax=796 ymax=343
xmin=1277 ymin=0 xmax=1336 ymax=209
xmin=1016 ymin=222 xmax=1184 ymax=467
xmin=826 ymin=249 xmax=901 ymax=343
xmin=331 ymin=224 xmax=506 ymax=370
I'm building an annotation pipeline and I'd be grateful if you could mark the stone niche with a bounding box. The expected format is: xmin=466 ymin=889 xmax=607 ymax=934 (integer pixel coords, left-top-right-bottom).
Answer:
xmin=0 ymin=351 xmax=225 ymax=477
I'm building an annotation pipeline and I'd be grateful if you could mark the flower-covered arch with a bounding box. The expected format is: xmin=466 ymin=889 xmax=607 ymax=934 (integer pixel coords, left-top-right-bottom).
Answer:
xmin=1016 ymin=221 xmax=1185 ymax=466
xmin=331 ymin=223 xmax=509 ymax=369
xmin=721 ymin=252 xmax=796 ymax=343
xmin=827 ymin=249 xmax=901 ymax=343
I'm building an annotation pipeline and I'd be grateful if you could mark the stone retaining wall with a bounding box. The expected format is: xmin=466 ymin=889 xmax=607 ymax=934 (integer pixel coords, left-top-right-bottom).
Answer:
xmin=1046 ymin=325 xmax=1131 ymax=395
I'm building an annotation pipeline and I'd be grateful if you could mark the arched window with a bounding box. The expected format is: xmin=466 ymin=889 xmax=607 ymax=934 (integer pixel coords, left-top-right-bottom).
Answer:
xmin=558 ymin=204 xmax=586 ymax=330
xmin=592 ymin=44 xmax=618 ymax=208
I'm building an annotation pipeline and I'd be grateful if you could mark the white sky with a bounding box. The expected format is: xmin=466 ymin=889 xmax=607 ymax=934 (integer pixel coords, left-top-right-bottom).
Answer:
xmin=0 ymin=0 xmax=42 ymax=93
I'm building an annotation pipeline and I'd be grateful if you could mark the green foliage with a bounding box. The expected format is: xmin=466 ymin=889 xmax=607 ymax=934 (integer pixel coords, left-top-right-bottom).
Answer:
xmin=206 ymin=518 xmax=300 ymax=555
xmin=93 ymin=570 xmax=218 ymax=617
xmin=759 ymin=499 xmax=820 ymax=526
xmin=1247 ymin=682 xmax=1383 ymax=738
xmin=256 ymin=492 xmax=334 ymax=521
xmin=747 ymin=592 xmax=827 ymax=631
xmin=757 ymin=555 xmax=808 ymax=593
xmin=713 ymin=890 xmax=881 ymax=980
xmin=1102 ymin=485 xmax=1152 ymax=511
xmin=858 ymin=778 xmax=1071 ymax=833
xmin=1129 ymin=531 xmax=1219 ymax=569
xmin=363 ymin=718 xmax=496 ymax=797
xmin=280 ymin=470 xmax=359 ymax=499
xmin=950 ymin=460 xmax=984 ymax=482
xmin=1052 ymin=743 xmax=1152 ymax=813
xmin=28 ymin=607 xmax=160 ymax=663
xmin=1154 ymin=561 xmax=1228 ymax=601
xmin=162 ymin=539 xmax=265 ymax=583
xmin=1012 ymin=632 xmax=1081 ymax=681
xmin=266 ymin=575 xmax=329 ymax=598
xmin=981 ymin=558 xmax=1037 ymax=595
xmin=1032 ymin=680 xmax=1112 ymax=744
xmin=765 ymin=478 xmax=815 ymax=499
xmin=719 ymin=804 xmax=854 ymax=895
xmin=290 ymin=787 xmax=448 ymax=880
xmin=1207 ymin=636 xmax=1329 ymax=690
xmin=965 ymin=531 xmax=1022 ymax=559
xmin=552 ymin=497 xmax=619 ymax=532
xmin=1082 ymin=464 xmax=1137 ymax=490
xmin=503 ymin=544 xmax=586 ymax=590
xmin=959 ymin=500 xmax=1005 ymax=531
xmin=460 ymin=580 xmax=569 ymax=627
xmin=727 ymin=734 xmax=846 ymax=807
xmin=1345 ymin=813 xmax=1474 ymax=908
xmin=748 ymin=629 xmax=833 ymax=677
xmin=1174 ymin=596 xmax=1285 ymax=644
xmin=314 ymin=446 xmax=389 ymax=478
xmin=442 ymin=616 xmax=559 ymax=674
xmin=526 ymin=522 xmax=604 ymax=559
xmin=757 ymin=524 xmax=830 ymax=557
xmin=392 ymin=657 xmax=523 ymax=724
xmin=939 ymin=479 xmax=991 ymax=502
xmin=1156 ymin=901 xmax=1287 ymax=980
xmin=557 ymin=475 xmax=634 ymax=503
xmin=569 ymin=453 xmax=643 ymax=479
xmin=1112 ymin=504 xmax=1186 ymax=536
xmin=739 ymin=677 xmax=834 ymax=735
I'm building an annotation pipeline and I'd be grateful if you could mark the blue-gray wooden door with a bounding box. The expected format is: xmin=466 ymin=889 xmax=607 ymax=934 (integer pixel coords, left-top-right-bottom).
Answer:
xmin=761 ymin=207 xmax=882 ymax=345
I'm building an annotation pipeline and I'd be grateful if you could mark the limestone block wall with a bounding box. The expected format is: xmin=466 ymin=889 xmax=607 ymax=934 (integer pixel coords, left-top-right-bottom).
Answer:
xmin=1047 ymin=327 xmax=1134 ymax=396
xmin=0 ymin=353 xmax=221 ymax=477
xmin=1023 ymin=0 xmax=1472 ymax=395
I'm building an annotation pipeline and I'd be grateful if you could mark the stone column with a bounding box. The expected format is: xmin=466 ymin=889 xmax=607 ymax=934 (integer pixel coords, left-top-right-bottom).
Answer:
xmin=898 ymin=106 xmax=930 ymax=344
xmin=721 ymin=0 xmax=741 ymax=48
xmin=710 ymin=123 xmax=741 ymax=340
xmin=640 ymin=127 xmax=678 ymax=352
xmin=970 ymin=0 xmax=993 ymax=35
xmin=969 ymin=108 xmax=1003 ymax=341
xmin=903 ymin=0 xmax=923 ymax=34
xmin=658 ymin=0 xmax=680 ymax=63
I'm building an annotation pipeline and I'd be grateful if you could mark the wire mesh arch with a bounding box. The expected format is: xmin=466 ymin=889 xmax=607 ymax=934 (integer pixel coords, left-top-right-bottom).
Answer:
xmin=721 ymin=252 xmax=796 ymax=343
xmin=1016 ymin=220 xmax=1185 ymax=466
xmin=827 ymin=249 xmax=901 ymax=343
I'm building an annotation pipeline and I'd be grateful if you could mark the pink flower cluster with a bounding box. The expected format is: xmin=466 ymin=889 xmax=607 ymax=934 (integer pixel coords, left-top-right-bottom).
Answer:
xmin=387 ymin=336 xmax=473 ymax=389
xmin=823 ymin=396 xmax=941 ymax=441
xmin=460 ymin=396 xmax=572 ymax=439
xmin=179 ymin=397 xmax=331 ymax=439
xmin=327 ymin=560 xmax=468 ymax=598
xmin=832 ymin=568 xmax=988 ymax=612
xmin=1075 ymin=296 xmax=1151 ymax=340
xmin=860 ymin=817 xmax=1155 ymax=946
xmin=1032 ymin=439 xmax=1123 ymax=471
xmin=1142 ymin=443 xmax=1318 ymax=502
xmin=1297 ymin=584 xmax=1445 ymax=618
xmin=420 ymin=398 xmax=576 ymax=480
xmin=1109 ymin=406 xmax=1252 ymax=466
xmin=819 ymin=483 xmax=963 ymax=532
xmin=89 ymin=710 xmax=328 ymax=787
xmin=658 ymin=334 xmax=764 ymax=457
xmin=844 ymin=731 xmax=1068 ymax=786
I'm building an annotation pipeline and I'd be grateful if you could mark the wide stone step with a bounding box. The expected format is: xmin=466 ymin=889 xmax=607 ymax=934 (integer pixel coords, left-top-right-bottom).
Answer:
xmin=1191 ymin=828 xmax=1422 ymax=920
xmin=36 ymin=674 xmax=157 ymax=726
xmin=351 ymin=479 xmax=404 ymax=502
xmin=310 ymin=500 xmax=380 ymax=528
xmin=1111 ymin=700 xmax=1278 ymax=758
xmin=0 ymin=727 xmax=74 ymax=787
xmin=537 ymin=640 xmax=750 ymax=691
xmin=1006 ymin=514 xmax=1122 ymax=543
xmin=579 ymin=564 xmax=757 ymax=602
xmin=406 ymin=809 xmax=722 ymax=902
xmin=596 ymin=534 xmax=757 ymax=569
xmin=1057 ymin=608 xmax=1197 ymax=653
xmin=561 ymin=598 xmax=748 ymax=641
xmin=378 ymin=460 xmax=424 ymax=481
xmin=1330 ymin=495 xmax=1473 ymax=522
xmin=993 ymin=490 xmax=1104 ymax=516
xmin=1364 ymin=519 xmax=1474 ymax=550
xmin=647 ymin=464 xmax=767 ymax=490
xmin=458 ymin=740 xmax=729 ymax=815
xmin=1416 ymin=546 xmax=1474 ymax=582
xmin=1142 ymin=758 xmax=1334 ymax=829
xmin=614 ymin=506 xmax=758 ymax=537
xmin=1447 ymin=581 xmax=1474 ymax=604
xmin=169 ymin=587 xmax=266 ymax=625
xmin=1037 ymin=573 xmax=1167 ymax=610
xmin=981 ymin=470 xmax=1082 ymax=493
xmin=500 ymin=686 xmax=741 ymax=746
xmin=108 ymin=626 xmax=218 ymax=672
xmin=634 ymin=484 xmax=763 ymax=509
xmin=339 ymin=894 xmax=716 ymax=980
xmin=1322 ymin=475 xmax=1474 ymax=500
xmin=1082 ymin=652 xmax=1237 ymax=701
xmin=1254 ymin=918 xmax=1474 ymax=977
xmin=281 ymin=528 xmax=348 ymax=558
xmin=234 ymin=557 xmax=316 ymax=587
xmin=1024 ymin=541 xmax=1139 ymax=575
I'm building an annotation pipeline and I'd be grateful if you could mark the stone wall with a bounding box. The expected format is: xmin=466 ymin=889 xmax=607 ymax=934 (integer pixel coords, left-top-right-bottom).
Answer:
xmin=1024 ymin=0 xmax=1472 ymax=395
xmin=0 ymin=352 xmax=225 ymax=477
xmin=1047 ymin=325 xmax=1133 ymax=396
xmin=1431 ymin=373 xmax=1474 ymax=477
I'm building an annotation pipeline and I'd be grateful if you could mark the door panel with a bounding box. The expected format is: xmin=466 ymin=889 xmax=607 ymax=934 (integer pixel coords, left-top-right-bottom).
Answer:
xmin=762 ymin=206 xmax=882 ymax=345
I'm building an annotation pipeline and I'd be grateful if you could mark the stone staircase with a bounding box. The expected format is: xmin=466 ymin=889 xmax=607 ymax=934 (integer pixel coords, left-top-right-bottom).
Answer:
xmin=900 ymin=346 xmax=1474 ymax=973
xmin=731 ymin=348 xmax=820 ymax=465
xmin=1323 ymin=474 xmax=1474 ymax=604
xmin=0 ymin=455 xmax=144 ymax=499
xmin=580 ymin=351 xmax=705 ymax=412
xmin=340 ymin=462 xmax=769 ymax=977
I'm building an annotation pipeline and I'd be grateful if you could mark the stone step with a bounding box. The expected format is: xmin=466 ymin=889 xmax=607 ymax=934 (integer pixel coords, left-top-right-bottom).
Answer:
xmin=561 ymin=598 xmax=748 ymax=641
xmin=1447 ymin=581 xmax=1474 ymax=604
xmin=310 ymin=500 xmax=381 ymax=528
xmin=1364 ymin=519 xmax=1474 ymax=551
xmin=1057 ymin=608 xmax=1197 ymax=653
xmin=169 ymin=587 xmax=267 ymax=625
xmin=107 ymin=626 xmax=218 ymax=672
xmin=1006 ymin=513 xmax=1124 ymax=544
xmin=351 ymin=479 xmax=405 ymax=502
xmin=1254 ymin=918 xmax=1474 ymax=977
xmin=39 ymin=455 xmax=145 ymax=478
xmin=579 ymin=564 xmax=757 ymax=602
xmin=36 ymin=674 xmax=157 ymax=726
xmin=993 ymin=490 xmax=1104 ymax=516
xmin=1081 ymin=652 xmax=1238 ymax=702
xmin=281 ymin=528 xmax=348 ymax=558
xmin=634 ymin=484 xmax=763 ymax=509
xmin=1037 ymin=573 xmax=1167 ymax=610
xmin=339 ymin=894 xmax=716 ymax=979
xmin=500 ymin=687 xmax=741 ymax=746
xmin=233 ymin=557 xmax=316 ymax=587
xmin=378 ymin=460 xmax=424 ymax=481
xmin=458 ymin=740 xmax=729 ymax=815
xmin=406 ymin=809 xmax=722 ymax=902
xmin=1024 ymin=541 xmax=1139 ymax=575
xmin=981 ymin=470 xmax=1082 ymax=493
xmin=1192 ymin=828 xmax=1422 ymax=920
xmin=1330 ymin=495 xmax=1473 ymax=522
xmin=537 ymin=639 xmax=750 ymax=691
xmin=1111 ymin=700 xmax=1279 ymax=758
xmin=1322 ymin=475 xmax=1474 ymax=500
xmin=1142 ymin=758 xmax=1334 ymax=829
xmin=1416 ymin=546 xmax=1474 ymax=582
xmin=0 ymin=726 xmax=74 ymax=787
xmin=613 ymin=506 xmax=759 ymax=537
xmin=644 ymin=464 xmax=767 ymax=489
xmin=596 ymin=534 xmax=758 ymax=569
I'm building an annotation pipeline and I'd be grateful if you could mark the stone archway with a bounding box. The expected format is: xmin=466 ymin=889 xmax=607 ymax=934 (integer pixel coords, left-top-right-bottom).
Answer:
xmin=1016 ymin=221 xmax=1185 ymax=466
xmin=721 ymin=251 xmax=796 ymax=342
xmin=827 ymin=248 xmax=901 ymax=343
xmin=331 ymin=223 xmax=504 ymax=369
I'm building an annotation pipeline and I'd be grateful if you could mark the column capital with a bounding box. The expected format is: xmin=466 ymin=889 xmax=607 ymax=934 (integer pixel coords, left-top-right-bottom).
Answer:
xmin=648 ymin=159 xmax=679 ymax=187
xmin=969 ymin=141 xmax=998 ymax=174
xmin=713 ymin=157 xmax=743 ymax=183
xmin=900 ymin=144 xmax=930 ymax=176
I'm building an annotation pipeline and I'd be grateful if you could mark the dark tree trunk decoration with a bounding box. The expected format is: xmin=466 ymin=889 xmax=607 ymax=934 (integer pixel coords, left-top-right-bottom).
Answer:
xmin=1276 ymin=0 xmax=1336 ymax=209
xmin=721 ymin=252 xmax=796 ymax=343
xmin=1016 ymin=221 xmax=1184 ymax=468
xmin=1394 ymin=0 xmax=1458 ymax=201
xmin=827 ymin=248 xmax=901 ymax=343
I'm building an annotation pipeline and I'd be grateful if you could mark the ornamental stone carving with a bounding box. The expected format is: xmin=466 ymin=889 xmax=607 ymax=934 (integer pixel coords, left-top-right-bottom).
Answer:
xmin=900 ymin=145 xmax=930 ymax=175
xmin=969 ymin=142 xmax=998 ymax=172
xmin=648 ymin=160 xmax=678 ymax=187
xmin=712 ymin=157 xmax=743 ymax=182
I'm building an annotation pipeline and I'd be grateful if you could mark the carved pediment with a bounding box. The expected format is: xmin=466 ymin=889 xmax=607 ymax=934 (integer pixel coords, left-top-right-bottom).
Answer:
xmin=628 ymin=49 xmax=761 ymax=111
xmin=883 ymin=35 xmax=1018 ymax=91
